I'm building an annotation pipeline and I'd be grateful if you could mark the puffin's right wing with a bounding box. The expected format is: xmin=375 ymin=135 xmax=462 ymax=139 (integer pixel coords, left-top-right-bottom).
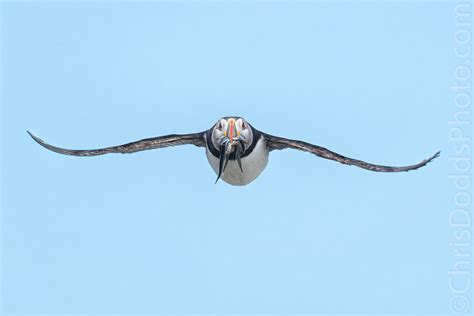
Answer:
xmin=262 ymin=132 xmax=440 ymax=172
xmin=27 ymin=131 xmax=206 ymax=157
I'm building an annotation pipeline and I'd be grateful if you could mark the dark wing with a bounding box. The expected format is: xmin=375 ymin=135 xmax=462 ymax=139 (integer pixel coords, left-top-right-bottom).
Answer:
xmin=262 ymin=132 xmax=440 ymax=172
xmin=27 ymin=130 xmax=206 ymax=157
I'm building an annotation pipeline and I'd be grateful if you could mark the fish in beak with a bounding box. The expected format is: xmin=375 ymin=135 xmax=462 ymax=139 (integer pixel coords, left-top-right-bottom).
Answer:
xmin=215 ymin=138 xmax=230 ymax=183
xmin=214 ymin=118 xmax=246 ymax=183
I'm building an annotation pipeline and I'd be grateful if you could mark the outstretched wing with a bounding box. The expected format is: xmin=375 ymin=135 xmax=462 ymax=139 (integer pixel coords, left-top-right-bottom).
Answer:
xmin=262 ymin=132 xmax=440 ymax=172
xmin=27 ymin=131 xmax=206 ymax=157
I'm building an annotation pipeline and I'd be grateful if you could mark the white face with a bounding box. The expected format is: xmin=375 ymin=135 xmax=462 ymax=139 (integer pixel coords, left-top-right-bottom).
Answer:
xmin=211 ymin=117 xmax=253 ymax=150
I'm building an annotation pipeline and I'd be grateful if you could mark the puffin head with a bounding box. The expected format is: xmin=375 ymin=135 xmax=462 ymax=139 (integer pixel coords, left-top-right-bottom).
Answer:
xmin=211 ymin=117 xmax=253 ymax=183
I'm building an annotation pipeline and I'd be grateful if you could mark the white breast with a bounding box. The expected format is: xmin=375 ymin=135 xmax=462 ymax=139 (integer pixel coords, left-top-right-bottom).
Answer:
xmin=206 ymin=137 xmax=269 ymax=186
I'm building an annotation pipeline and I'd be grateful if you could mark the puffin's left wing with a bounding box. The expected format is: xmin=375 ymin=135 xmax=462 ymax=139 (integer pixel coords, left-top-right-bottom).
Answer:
xmin=27 ymin=131 xmax=206 ymax=157
xmin=262 ymin=132 xmax=439 ymax=172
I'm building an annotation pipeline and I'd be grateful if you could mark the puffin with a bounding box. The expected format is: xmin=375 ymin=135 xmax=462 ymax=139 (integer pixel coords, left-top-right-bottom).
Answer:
xmin=28 ymin=116 xmax=440 ymax=186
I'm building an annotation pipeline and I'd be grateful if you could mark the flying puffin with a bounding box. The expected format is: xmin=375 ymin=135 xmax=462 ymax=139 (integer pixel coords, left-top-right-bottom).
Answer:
xmin=28 ymin=116 xmax=440 ymax=186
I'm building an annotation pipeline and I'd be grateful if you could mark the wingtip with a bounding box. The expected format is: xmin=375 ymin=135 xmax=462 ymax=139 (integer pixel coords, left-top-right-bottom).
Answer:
xmin=403 ymin=150 xmax=441 ymax=172
xmin=422 ymin=150 xmax=441 ymax=167
xmin=430 ymin=150 xmax=441 ymax=161
xmin=26 ymin=130 xmax=41 ymax=143
xmin=26 ymin=130 xmax=38 ymax=139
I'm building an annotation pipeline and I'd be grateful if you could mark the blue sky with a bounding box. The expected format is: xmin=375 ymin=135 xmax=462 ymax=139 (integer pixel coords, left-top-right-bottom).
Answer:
xmin=1 ymin=0 xmax=457 ymax=314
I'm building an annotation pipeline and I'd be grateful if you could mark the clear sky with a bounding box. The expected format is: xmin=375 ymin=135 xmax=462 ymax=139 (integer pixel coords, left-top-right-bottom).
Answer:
xmin=1 ymin=0 xmax=456 ymax=315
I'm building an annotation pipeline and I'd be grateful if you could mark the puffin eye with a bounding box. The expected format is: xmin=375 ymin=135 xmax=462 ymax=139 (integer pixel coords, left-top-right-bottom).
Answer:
xmin=241 ymin=121 xmax=246 ymax=129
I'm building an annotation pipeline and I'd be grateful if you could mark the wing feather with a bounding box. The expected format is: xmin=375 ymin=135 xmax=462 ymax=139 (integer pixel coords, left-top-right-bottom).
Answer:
xmin=262 ymin=132 xmax=440 ymax=172
xmin=27 ymin=131 xmax=206 ymax=157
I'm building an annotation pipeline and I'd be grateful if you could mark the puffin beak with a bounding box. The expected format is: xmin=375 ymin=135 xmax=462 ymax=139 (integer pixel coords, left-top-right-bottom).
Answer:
xmin=227 ymin=119 xmax=236 ymax=143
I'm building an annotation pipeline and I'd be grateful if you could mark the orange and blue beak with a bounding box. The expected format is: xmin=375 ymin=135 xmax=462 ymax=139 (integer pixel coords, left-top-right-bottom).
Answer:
xmin=225 ymin=118 xmax=238 ymax=143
